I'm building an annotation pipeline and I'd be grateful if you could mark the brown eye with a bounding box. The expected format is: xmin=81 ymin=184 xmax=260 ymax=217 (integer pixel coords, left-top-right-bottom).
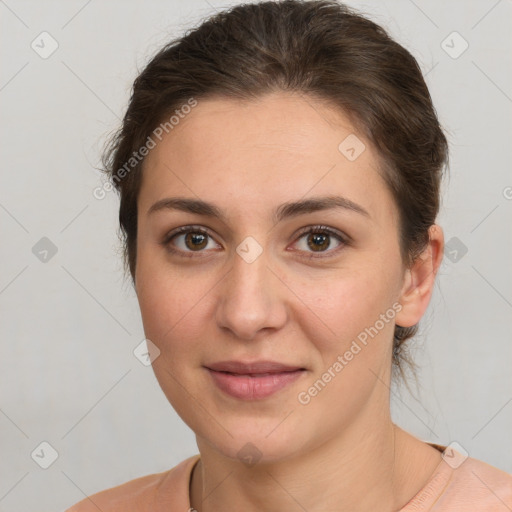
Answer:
xmin=163 ymin=226 xmax=220 ymax=256
xmin=184 ymin=231 xmax=208 ymax=251
xmin=293 ymin=225 xmax=348 ymax=257
xmin=306 ymin=232 xmax=330 ymax=252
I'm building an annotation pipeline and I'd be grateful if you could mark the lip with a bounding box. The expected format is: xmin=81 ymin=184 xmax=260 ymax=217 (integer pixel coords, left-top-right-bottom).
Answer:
xmin=205 ymin=360 xmax=307 ymax=400
xmin=206 ymin=360 xmax=305 ymax=374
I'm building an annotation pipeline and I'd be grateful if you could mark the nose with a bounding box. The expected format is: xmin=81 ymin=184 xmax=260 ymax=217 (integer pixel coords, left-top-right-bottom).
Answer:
xmin=215 ymin=246 xmax=288 ymax=341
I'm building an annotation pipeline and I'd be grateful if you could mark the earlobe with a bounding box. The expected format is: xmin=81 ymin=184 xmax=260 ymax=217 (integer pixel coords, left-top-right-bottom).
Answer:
xmin=395 ymin=225 xmax=444 ymax=328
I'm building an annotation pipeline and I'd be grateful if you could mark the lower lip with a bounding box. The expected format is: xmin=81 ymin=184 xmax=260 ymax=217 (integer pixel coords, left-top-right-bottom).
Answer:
xmin=206 ymin=368 xmax=306 ymax=400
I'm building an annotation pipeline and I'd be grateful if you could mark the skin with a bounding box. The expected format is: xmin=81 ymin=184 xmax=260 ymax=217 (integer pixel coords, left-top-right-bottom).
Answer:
xmin=135 ymin=91 xmax=445 ymax=512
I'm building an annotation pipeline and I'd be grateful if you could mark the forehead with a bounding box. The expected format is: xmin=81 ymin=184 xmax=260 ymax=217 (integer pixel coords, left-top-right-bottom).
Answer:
xmin=147 ymin=92 xmax=364 ymax=165
xmin=138 ymin=92 xmax=396 ymax=225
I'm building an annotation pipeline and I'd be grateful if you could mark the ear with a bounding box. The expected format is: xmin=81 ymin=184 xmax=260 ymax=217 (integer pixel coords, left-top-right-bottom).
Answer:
xmin=394 ymin=224 xmax=444 ymax=328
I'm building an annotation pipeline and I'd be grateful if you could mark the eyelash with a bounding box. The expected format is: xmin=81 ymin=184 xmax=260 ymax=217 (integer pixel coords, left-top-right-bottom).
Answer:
xmin=161 ymin=224 xmax=350 ymax=260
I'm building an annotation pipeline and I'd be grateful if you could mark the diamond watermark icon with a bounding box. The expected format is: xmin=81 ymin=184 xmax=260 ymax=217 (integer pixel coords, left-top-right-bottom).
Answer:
xmin=442 ymin=441 xmax=469 ymax=469
xmin=441 ymin=31 xmax=469 ymax=59
xmin=134 ymin=338 xmax=161 ymax=366
xmin=338 ymin=134 xmax=366 ymax=162
xmin=237 ymin=442 xmax=262 ymax=467
xmin=236 ymin=236 xmax=263 ymax=264
xmin=31 ymin=441 xmax=59 ymax=469
xmin=31 ymin=31 xmax=59 ymax=59
xmin=32 ymin=237 xmax=58 ymax=263
xmin=444 ymin=236 xmax=468 ymax=263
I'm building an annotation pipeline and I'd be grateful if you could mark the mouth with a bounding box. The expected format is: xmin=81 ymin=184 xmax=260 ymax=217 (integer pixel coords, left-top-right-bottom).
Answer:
xmin=204 ymin=360 xmax=307 ymax=400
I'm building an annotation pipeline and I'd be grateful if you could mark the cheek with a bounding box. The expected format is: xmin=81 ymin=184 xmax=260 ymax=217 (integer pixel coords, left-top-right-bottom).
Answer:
xmin=135 ymin=257 xmax=216 ymax=419
xmin=290 ymin=269 xmax=399 ymax=430
xmin=290 ymin=263 xmax=399 ymax=355
xmin=135 ymin=248 xmax=206 ymax=352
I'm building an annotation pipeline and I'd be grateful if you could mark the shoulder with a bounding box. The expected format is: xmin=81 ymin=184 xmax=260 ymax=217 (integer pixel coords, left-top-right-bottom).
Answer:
xmin=65 ymin=472 xmax=165 ymax=512
xmin=401 ymin=446 xmax=512 ymax=512
xmin=415 ymin=451 xmax=512 ymax=511
xmin=438 ymin=455 xmax=512 ymax=510
xmin=65 ymin=455 xmax=200 ymax=512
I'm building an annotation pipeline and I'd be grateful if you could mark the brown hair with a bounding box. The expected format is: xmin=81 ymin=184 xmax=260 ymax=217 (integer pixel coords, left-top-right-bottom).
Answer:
xmin=102 ymin=0 xmax=449 ymax=382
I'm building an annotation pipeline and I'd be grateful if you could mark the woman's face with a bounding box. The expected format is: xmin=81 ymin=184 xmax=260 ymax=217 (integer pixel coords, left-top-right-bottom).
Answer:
xmin=135 ymin=92 xmax=412 ymax=462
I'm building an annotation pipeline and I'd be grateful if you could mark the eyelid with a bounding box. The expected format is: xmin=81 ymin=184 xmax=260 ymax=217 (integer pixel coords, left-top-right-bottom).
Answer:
xmin=161 ymin=225 xmax=221 ymax=258
xmin=289 ymin=224 xmax=350 ymax=258
xmin=161 ymin=224 xmax=350 ymax=258
xmin=293 ymin=224 xmax=350 ymax=242
xmin=162 ymin=225 xmax=215 ymax=245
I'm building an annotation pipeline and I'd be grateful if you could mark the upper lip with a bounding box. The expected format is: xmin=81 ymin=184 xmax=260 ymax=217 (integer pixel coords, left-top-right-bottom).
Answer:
xmin=205 ymin=360 xmax=306 ymax=374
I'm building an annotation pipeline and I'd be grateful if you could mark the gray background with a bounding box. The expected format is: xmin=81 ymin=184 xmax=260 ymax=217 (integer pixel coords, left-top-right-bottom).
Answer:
xmin=1 ymin=0 xmax=511 ymax=510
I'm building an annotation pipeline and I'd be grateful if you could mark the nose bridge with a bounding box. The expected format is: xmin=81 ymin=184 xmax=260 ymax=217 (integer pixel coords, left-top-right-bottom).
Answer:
xmin=215 ymin=237 xmax=286 ymax=339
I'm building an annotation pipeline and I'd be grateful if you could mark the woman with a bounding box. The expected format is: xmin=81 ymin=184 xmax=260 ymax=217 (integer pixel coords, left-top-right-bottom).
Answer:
xmin=68 ymin=1 xmax=512 ymax=510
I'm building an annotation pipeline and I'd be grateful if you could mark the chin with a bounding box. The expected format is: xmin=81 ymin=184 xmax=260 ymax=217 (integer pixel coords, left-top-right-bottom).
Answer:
xmin=193 ymin=413 xmax=313 ymax=466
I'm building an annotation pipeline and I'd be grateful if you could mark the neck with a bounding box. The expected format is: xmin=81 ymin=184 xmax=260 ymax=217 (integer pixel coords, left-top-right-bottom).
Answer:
xmin=190 ymin=405 xmax=441 ymax=512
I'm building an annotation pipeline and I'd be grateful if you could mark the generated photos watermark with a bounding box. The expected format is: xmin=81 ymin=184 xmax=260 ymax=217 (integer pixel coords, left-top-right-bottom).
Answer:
xmin=297 ymin=302 xmax=403 ymax=405
xmin=93 ymin=97 xmax=198 ymax=200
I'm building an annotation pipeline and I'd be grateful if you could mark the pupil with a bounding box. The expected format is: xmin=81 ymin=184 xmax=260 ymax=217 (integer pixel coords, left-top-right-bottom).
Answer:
xmin=186 ymin=232 xmax=207 ymax=250
xmin=308 ymin=233 xmax=328 ymax=251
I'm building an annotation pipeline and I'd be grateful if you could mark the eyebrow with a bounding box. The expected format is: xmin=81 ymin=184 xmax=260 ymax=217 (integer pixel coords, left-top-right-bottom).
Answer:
xmin=147 ymin=195 xmax=370 ymax=223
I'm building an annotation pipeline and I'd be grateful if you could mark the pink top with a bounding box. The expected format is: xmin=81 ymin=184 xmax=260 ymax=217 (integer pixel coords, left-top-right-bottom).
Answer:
xmin=66 ymin=444 xmax=512 ymax=511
